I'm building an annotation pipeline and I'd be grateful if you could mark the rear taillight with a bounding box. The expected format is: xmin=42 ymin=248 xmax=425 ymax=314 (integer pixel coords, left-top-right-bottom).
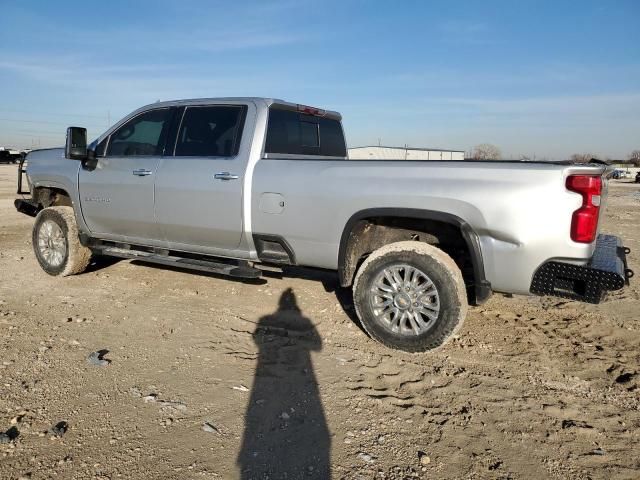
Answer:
xmin=566 ymin=175 xmax=602 ymax=243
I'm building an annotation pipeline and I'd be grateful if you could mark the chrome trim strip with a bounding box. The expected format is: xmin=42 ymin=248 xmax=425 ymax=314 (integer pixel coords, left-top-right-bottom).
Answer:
xmin=262 ymin=153 xmax=348 ymax=160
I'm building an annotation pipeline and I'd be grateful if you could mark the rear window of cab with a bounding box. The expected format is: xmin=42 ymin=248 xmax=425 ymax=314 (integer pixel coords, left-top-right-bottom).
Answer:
xmin=265 ymin=108 xmax=347 ymax=157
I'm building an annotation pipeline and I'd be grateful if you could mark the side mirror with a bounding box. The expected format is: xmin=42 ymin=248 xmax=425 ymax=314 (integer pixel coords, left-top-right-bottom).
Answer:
xmin=65 ymin=127 xmax=88 ymax=160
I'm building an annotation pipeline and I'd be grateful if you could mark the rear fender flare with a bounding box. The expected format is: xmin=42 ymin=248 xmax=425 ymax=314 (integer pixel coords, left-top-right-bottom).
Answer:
xmin=337 ymin=208 xmax=491 ymax=303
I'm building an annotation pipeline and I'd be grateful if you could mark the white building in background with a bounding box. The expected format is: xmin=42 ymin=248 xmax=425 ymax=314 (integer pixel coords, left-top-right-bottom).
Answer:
xmin=348 ymin=146 xmax=465 ymax=161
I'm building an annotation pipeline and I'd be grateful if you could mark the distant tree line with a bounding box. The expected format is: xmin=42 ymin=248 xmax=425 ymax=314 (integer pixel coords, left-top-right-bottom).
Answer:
xmin=627 ymin=150 xmax=640 ymax=166
xmin=468 ymin=146 xmax=640 ymax=164
xmin=471 ymin=144 xmax=501 ymax=160
xmin=570 ymin=150 xmax=640 ymax=166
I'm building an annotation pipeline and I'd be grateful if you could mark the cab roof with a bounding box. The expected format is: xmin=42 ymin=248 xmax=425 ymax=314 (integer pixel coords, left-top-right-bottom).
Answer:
xmin=138 ymin=97 xmax=342 ymax=120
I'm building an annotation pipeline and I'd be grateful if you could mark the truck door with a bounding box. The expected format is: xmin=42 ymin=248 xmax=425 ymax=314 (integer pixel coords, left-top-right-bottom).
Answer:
xmin=154 ymin=104 xmax=250 ymax=250
xmin=78 ymin=108 xmax=172 ymax=241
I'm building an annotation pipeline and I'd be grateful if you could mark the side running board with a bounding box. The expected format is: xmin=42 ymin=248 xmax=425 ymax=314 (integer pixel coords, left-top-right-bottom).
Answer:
xmin=94 ymin=246 xmax=262 ymax=279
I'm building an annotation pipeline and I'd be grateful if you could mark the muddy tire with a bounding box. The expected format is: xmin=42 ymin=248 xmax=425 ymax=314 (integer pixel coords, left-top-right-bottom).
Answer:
xmin=353 ymin=241 xmax=467 ymax=352
xmin=32 ymin=206 xmax=92 ymax=276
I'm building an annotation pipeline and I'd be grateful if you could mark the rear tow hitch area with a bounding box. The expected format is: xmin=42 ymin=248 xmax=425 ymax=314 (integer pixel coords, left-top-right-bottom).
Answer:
xmin=530 ymin=234 xmax=633 ymax=304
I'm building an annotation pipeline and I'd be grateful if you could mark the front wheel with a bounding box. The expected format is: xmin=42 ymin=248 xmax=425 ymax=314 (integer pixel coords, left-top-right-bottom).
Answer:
xmin=32 ymin=206 xmax=92 ymax=276
xmin=353 ymin=241 xmax=467 ymax=352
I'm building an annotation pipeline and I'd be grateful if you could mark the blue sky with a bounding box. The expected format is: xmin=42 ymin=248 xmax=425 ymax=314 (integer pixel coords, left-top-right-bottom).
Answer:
xmin=1 ymin=0 xmax=638 ymax=159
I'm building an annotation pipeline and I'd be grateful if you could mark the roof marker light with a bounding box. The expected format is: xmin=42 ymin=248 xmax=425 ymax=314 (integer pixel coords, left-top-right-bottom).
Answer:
xmin=297 ymin=104 xmax=326 ymax=116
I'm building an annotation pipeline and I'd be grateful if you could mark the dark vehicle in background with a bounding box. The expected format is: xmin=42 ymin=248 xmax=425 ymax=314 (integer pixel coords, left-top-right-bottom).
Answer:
xmin=636 ymin=172 xmax=640 ymax=183
xmin=0 ymin=148 xmax=26 ymax=164
xmin=611 ymin=169 xmax=630 ymax=180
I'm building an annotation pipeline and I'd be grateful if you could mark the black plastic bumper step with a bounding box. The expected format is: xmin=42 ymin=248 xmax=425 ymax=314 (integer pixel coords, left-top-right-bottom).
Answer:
xmin=530 ymin=234 xmax=633 ymax=304
xmin=95 ymin=247 xmax=261 ymax=279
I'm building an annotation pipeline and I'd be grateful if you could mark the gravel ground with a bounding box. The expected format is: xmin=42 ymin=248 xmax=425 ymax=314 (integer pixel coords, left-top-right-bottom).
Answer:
xmin=0 ymin=164 xmax=638 ymax=479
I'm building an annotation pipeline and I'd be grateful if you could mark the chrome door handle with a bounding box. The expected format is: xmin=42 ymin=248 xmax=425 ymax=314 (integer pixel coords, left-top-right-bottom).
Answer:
xmin=133 ymin=169 xmax=153 ymax=176
xmin=214 ymin=172 xmax=239 ymax=180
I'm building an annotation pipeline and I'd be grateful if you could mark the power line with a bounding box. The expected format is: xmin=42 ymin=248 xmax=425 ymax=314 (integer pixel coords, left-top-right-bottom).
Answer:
xmin=0 ymin=117 xmax=108 ymax=129
xmin=0 ymin=108 xmax=109 ymax=120
xmin=10 ymin=128 xmax=72 ymax=135
xmin=2 ymin=132 xmax=63 ymax=138
xmin=5 ymin=126 xmax=100 ymax=136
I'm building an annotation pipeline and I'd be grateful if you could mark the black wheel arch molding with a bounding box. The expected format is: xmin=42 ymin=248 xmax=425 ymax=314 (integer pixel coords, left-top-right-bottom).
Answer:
xmin=337 ymin=208 xmax=492 ymax=304
xmin=19 ymin=180 xmax=93 ymax=239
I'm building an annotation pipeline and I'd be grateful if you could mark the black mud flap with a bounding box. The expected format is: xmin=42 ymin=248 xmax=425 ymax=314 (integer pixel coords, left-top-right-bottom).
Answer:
xmin=14 ymin=198 xmax=39 ymax=217
xmin=17 ymin=157 xmax=29 ymax=195
xmin=530 ymin=234 xmax=633 ymax=304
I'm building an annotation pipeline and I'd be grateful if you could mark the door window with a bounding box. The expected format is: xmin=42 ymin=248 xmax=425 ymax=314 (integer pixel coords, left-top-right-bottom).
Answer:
xmin=174 ymin=105 xmax=247 ymax=157
xmin=107 ymin=108 xmax=170 ymax=157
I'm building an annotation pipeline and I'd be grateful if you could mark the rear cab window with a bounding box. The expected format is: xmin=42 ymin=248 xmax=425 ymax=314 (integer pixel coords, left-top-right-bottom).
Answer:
xmin=264 ymin=107 xmax=347 ymax=158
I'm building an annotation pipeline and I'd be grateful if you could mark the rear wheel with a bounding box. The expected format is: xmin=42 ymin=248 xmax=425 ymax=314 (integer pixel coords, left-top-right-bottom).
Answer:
xmin=353 ymin=241 xmax=467 ymax=352
xmin=32 ymin=206 xmax=92 ymax=276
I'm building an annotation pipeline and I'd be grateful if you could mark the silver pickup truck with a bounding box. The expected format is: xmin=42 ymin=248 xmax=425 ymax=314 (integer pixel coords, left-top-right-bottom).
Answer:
xmin=14 ymin=97 xmax=632 ymax=352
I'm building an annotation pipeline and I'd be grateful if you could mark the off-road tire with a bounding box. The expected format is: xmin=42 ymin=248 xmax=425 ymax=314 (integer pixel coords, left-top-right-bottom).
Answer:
xmin=32 ymin=206 xmax=92 ymax=276
xmin=353 ymin=241 xmax=467 ymax=352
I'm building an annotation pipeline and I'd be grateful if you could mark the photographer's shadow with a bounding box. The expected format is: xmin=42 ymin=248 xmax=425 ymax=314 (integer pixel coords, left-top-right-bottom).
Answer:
xmin=237 ymin=288 xmax=330 ymax=479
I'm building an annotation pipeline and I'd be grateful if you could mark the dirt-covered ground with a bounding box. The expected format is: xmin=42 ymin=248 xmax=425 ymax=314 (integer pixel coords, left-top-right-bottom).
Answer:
xmin=0 ymin=163 xmax=638 ymax=479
